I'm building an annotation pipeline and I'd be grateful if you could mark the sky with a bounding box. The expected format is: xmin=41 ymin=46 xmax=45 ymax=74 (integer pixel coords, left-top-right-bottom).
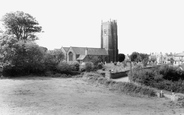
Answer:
xmin=0 ymin=0 xmax=184 ymax=55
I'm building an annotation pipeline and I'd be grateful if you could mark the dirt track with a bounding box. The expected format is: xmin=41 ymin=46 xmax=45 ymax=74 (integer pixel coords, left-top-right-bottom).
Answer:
xmin=0 ymin=77 xmax=183 ymax=115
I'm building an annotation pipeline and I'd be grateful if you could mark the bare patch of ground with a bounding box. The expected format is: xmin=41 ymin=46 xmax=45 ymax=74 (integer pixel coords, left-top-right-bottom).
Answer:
xmin=0 ymin=77 xmax=183 ymax=115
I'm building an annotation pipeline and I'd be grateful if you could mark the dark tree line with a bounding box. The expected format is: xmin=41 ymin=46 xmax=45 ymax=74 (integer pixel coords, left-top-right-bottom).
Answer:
xmin=0 ymin=11 xmax=64 ymax=76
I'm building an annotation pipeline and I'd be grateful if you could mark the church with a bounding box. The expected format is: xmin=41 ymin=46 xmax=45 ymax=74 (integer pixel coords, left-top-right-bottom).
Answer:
xmin=61 ymin=20 xmax=118 ymax=63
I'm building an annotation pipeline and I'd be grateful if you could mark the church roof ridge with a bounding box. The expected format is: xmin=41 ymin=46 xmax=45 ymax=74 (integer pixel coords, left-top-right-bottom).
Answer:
xmin=69 ymin=46 xmax=107 ymax=55
xmin=70 ymin=46 xmax=105 ymax=49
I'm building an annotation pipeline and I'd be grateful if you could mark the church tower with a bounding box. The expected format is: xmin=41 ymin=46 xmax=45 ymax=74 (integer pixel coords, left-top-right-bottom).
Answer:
xmin=101 ymin=20 xmax=118 ymax=62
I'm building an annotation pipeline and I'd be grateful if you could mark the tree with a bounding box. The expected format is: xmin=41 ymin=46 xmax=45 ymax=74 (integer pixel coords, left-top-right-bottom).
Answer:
xmin=47 ymin=49 xmax=64 ymax=64
xmin=139 ymin=53 xmax=149 ymax=66
xmin=1 ymin=11 xmax=42 ymax=41
xmin=0 ymin=11 xmax=45 ymax=76
xmin=44 ymin=49 xmax=64 ymax=71
xmin=130 ymin=52 xmax=140 ymax=62
xmin=1 ymin=40 xmax=47 ymax=76
xmin=0 ymin=34 xmax=18 ymax=76
xmin=139 ymin=53 xmax=149 ymax=61
xmin=118 ymin=53 xmax=125 ymax=62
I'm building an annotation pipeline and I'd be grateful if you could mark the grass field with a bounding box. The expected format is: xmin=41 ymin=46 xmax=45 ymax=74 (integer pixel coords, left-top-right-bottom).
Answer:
xmin=0 ymin=76 xmax=183 ymax=115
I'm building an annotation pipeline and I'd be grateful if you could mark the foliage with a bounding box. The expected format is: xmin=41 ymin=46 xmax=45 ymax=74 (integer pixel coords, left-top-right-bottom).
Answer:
xmin=44 ymin=49 xmax=64 ymax=72
xmin=0 ymin=35 xmax=17 ymax=67
xmin=0 ymin=11 xmax=45 ymax=76
xmin=129 ymin=52 xmax=149 ymax=67
xmin=157 ymin=64 xmax=184 ymax=81
xmin=130 ymin=52 xmax=140 ymax=62
xmin=142 ymin=58 xmax=149 ymax=67
xmin=97 ymin=62 xmax=104 ymax=69
xmin=2 ymin=41 xmax=46 ymax=76
xmin=1 ymin=11 xmax=42 ymax=41
xmin=0 ymin=11 xmax=73 ymax=77
xmin=56 ymin=61 xmax=80 ymax=75
xmin=0 ymin=34 xmax=66 ymax=76
xmin=83 ymin=72 xmax=156 ymax=97
xmin=56 ymin=61 xmax=72 ymax=73
xmin=139 ymin=53 xmax=149 ymax=61
xmin=81 ymin=62 xmax=94 ymax=72
xmin=67 ymin=61 xmax=80 ymax=71
xmin=129 ymin=64 xmax=184 ymax=93
xmin=140 ymin=53 xmax=149 ymax=66
xmin=118 ymin=53 xmax=125 ymax=62
xmin=87 ymin=55 xmax=103 ymax=66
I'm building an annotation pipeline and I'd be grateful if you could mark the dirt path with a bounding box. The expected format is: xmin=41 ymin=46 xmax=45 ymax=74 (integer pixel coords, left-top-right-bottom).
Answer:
xmin=0 ymin=77 xmax=183 ymax=115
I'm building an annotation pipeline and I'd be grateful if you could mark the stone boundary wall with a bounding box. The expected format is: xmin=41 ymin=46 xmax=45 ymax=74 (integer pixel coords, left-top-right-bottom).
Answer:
xmin=110 ymin=71 xmax=128 ymax=79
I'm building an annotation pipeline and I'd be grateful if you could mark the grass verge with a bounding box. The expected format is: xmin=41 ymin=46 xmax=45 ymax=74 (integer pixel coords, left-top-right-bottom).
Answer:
xmin=83 ymin=72 xmax=156 ymax=97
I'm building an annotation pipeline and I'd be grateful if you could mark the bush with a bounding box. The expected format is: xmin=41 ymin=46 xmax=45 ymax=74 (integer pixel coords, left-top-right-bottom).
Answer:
xmin=129 ymin=64 xmax=184 ymax=93
xmin=68 ymin=61 xmax=80 ymax=71
xmin=44 ymin=71 xmax=53 ymax=77
xmin=97 ymin=62 xmax=104 ymax=69
xmin=157 ymin=64 xmax=184 ymax=81
xmin=129 ymin=67 xmax=157 ymax=86
xmin=85 ymin=62 xmax=94 ymax=72
xmin=2 ymin=42 xmax=46 ymax=76
xmin=56 ymin=61 xmax=81 ymax=75
xmin=56 ymin=61 xmax=73 ymax=74
xmin=44 ymin=49 xmax=64 ymax=72
xmin=80 ymin=62 xmax=94 ymax=72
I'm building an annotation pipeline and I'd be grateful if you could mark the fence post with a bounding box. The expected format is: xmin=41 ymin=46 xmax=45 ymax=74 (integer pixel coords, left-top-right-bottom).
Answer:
xmin=129 ymin=61 xmax=132 ymax=82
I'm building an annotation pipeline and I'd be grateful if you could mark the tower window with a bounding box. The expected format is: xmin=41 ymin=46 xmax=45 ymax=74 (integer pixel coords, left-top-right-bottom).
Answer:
xmin=104 ymin=29 xmax=107 ymax=35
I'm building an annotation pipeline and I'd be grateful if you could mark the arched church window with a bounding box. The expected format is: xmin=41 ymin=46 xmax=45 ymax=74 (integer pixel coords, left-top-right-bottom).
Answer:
xmin=69 ymin=52 xmax=73 ymax=61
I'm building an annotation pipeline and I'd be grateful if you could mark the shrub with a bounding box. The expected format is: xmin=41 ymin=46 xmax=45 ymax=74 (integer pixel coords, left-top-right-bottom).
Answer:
xmin=129 ymin=64 xmax=184 ymax=93
xmin=129 ymin=67 xmax=157 ymax=86
xmin=2 ymin=42 xmax=46 ymax=76
xmin=44 ymin=49 xmax=64 ymax=72
xmin=97 ymin=62 xmax=104 ymax=69
xmin=56 ymin=61 xmax=81 ymax=75
xmin=68 ymin=61 xmax=80 ymax=71
xmin=157 ymin=64 xmax=184 ymax=81
xmin=44 ymin=71 xmax=54 ymax=77
xmin=80 ymin=62 xmax=94 ymax=72
xmin=56 ymin=61 xmax=73 ymax=74
xmin=85 ymin=62 xmax=94 ymax=72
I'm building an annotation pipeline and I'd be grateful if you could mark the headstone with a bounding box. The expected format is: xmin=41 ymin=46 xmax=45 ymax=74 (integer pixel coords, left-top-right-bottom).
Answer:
xmin=171 ymin=92 xmax=177 ymax=101
xmin=157 ymin=90 xmax=164 ymax=98
xmin=105 ymin=70 xmax=111 ymax=79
